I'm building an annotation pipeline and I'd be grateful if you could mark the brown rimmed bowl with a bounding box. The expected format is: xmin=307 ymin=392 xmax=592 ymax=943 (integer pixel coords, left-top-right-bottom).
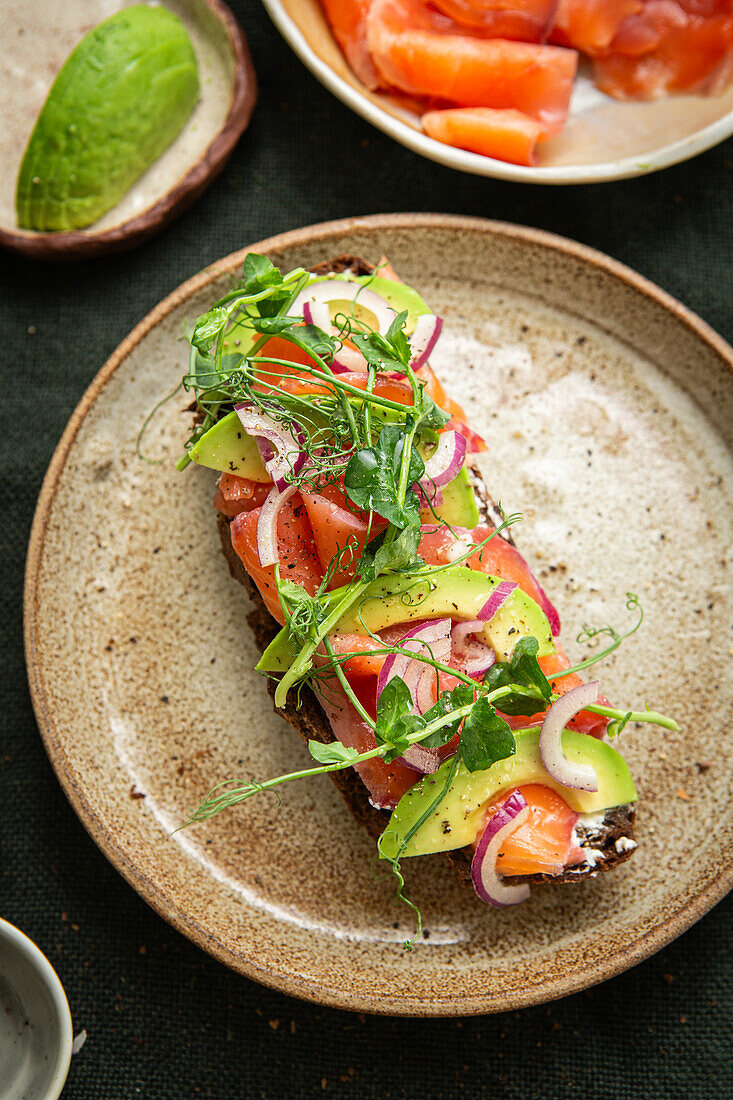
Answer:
xmin=25 ymin=214 xmax=733 ymax=1014
xmin=0 ymin=0 xmax=256 ymax=260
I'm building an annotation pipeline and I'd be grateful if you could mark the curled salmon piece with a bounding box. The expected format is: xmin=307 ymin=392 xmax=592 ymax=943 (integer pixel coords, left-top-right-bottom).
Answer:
xmin=367 ymin=0 xmax=578 ymax=134
xmin=491 ymin=784 xmax=585 ymax=877
xmin=422 ymin=106 xmax=546 ymax=166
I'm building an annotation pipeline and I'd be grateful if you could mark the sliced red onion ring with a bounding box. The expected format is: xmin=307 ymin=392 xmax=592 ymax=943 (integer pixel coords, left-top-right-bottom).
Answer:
xmin=235 ymin=405 xmax=306 ymax=492
xmin=376 ymin=619 xmax=452 ymax=775
xmin=451 ymin=620 xmax=495 ymax=677
xmin=302 ymin=299 xmax=332 ymax=332
xmin=400 ymin=743 xmax=442 ymax=775
xmin=376 ymin=619 xmax=452 ymax=707
xmin=409 ymin=314 xmax=443 ymax=368
xmin=539 ymin=682 xmax=600 ymax=791
xmin=420 ymin=430 xmax=467 ymax=490
xmin=477 ymin=581 xmax=518 ymax=623
xmin=256 ymin=484 xmax=298 ymax=567
xmin=471 ymin=791 xmax=531 ymax=907
xmin=332 ymin=342 xmax=368 ymax=373
xmin=291 ymin=280 xmax=397 ymax=334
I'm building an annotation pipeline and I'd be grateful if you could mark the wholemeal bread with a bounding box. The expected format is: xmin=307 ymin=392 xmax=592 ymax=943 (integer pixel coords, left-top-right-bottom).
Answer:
xmin=209 ymin=252 xmax=637 ymax=891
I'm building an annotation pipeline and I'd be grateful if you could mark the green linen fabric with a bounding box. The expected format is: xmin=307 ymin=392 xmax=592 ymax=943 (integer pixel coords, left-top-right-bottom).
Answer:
xmin=1 ymin=2 xmax=731 ymax=1096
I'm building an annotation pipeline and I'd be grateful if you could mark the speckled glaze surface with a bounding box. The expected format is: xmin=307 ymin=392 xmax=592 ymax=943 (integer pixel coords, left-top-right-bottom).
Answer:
xmin=0 ymin=0 xmax=256 ymax=259
xmin=25 ymin=215 xmax=733 ymax=1015
xmin=263 ymin=0 xmax=733 ymax=183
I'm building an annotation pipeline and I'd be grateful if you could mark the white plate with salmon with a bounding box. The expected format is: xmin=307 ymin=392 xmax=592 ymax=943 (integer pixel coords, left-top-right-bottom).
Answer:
xmin=262 ymin=0 xmax=733 ymax=181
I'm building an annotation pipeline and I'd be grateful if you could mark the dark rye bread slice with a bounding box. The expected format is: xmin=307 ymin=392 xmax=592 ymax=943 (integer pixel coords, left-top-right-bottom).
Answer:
xmin=210 ymin=251 xmax=637 ymax=888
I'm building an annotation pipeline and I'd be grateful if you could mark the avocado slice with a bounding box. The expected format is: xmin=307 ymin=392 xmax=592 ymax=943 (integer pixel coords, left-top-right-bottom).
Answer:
xmin=380 ymin=729 xmax=637 ymax=859
xmin=16 ymin=6 xmax=199 ymax=231
xmin=258 ymin=567 xmax=554 ymax=674
xmin=187 ymin=412 xmax=269 ymax=481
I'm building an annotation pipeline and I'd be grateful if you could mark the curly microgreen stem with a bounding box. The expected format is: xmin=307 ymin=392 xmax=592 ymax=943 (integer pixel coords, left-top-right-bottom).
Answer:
xmin=376 ymin=752 xmax=460 ymax=951
xmin=554 ymin=593 xmax=644 ymax=681
xmin=181 ymin=686 xmax=518 ymax=826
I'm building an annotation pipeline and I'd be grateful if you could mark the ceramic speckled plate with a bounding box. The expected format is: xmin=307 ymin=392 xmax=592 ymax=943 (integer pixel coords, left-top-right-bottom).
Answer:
xmin=0 ymin=0 xmax=256 ymax=259
xmin=262 ymin=0 xmax=733 ymax=184
xmin=25 ymin=215 xmax=733 ymax=1015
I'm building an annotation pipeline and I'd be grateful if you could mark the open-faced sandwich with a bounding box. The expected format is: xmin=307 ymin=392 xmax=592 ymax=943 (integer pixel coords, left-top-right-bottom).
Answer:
xmin=175 ymin=252 xmax=676 ymax=940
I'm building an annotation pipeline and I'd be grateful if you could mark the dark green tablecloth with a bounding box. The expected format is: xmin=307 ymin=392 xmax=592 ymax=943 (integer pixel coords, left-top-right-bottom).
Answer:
xmin=2 ymin=2 xmax=732 ymax=1096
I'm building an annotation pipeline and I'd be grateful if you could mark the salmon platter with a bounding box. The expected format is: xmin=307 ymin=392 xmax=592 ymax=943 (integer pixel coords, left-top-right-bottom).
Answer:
xmin=176 ymin=250 xmax=677 ymax=943
xmin=317 ymin=0 xmax=733 ymax=166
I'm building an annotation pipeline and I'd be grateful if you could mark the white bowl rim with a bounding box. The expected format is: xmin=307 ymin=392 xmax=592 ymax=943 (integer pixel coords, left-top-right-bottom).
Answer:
xmin=0 ymin=917 xmax=73 ymax=1099
xmin=262 ymin=0 xmax=733 ymax=184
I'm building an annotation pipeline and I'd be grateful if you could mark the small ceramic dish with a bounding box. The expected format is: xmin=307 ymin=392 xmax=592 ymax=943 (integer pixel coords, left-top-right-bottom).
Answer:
xmin=25 ymin=215 xmax=733 ymax=1015
xmin=0 ymin=919 xmax=73 ymax=1099
xmin=0 ymin=0 xmax=257 ymax=260
xmin=262 ymin=0 xmax=733 ymax=184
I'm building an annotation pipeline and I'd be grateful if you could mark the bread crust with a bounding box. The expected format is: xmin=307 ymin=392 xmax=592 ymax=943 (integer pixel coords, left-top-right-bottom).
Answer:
xmin=208 ymin=250 xmax=637 ymax=890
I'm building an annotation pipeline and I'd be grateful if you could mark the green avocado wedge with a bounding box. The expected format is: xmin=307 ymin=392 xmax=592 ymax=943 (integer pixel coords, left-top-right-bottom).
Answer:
xmin=257 ymin=567 xmax=554 ymax=674
xmin=380 ymin=729 xmax=638 ymax=859
xmin=16 ymin=5 xmax=199 ymax=231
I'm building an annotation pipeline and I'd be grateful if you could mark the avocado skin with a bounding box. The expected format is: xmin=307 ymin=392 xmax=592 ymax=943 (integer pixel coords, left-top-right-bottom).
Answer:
xmin=381 ymin=729 xmax=638 ymax=859
xmin=16 ymin=5 xmax=199 ymax=231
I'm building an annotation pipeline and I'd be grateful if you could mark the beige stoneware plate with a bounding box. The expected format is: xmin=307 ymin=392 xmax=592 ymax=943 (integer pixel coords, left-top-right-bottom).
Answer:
xmin=25 ymin=215 xmax=733 ymax=1015
xmin=262 ymin=0 xmax=733 ymax=183
xmin=0 ymin=0 xmax=256 ymax=259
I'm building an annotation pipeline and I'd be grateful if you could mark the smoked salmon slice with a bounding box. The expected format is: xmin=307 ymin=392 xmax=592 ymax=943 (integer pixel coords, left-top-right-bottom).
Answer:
xmin=320 ymin=0 xmax=380 ymax=88
xmin=549 ymin=0 xmax=642 ymax=54
xmin=300 ymin=490 xmax=372 ymax=587
xmin=366 ymin=0 xmax=578 ymax=134
xmin=493 ymin=784 xmax=585 ymax=876
xmin=595 ymin=7 xmax=733 ymax=98
xmin=431 ymin=0 xmax=559 ymax=41
xmin=230 ymin=495 xmax=323 ymax=624
xmin=422 ymin=107 xmax=545 ymax=165
xmin=214 ymin=473 xmax=272 ymax=518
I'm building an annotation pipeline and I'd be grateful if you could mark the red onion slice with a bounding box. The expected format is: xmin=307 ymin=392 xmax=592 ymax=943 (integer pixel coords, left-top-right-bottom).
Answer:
xmin=451 ymin=620 xmax=495 ymax=677
xmin=291 ymin=279 xmax=397 ymax=334
xmin=332 ymin=342 xmax=368 ymax=373
xmin=376 ymin=619 xmax=452 ymax=708
xmin=477 ymin=581 xmax=518 ymax=622
xmin=539 ymin=682 xmax=600 ymax=791
xmin=235 ymin=405 xmax=306 ymax=492
xmin=302 ymin=299 xmax=332 ymax=332
xmin=409 ymin=314 xmax=443 ymax=368
xmin=256 ymin=484 xmax=299 ymax=567
xmin=419 ymin=430 xmax=467 ymax=490
xmin=401 ymin=743 xmax=442 ymax=775
xmin=471 ymin=791 xmax=531 ymax=907
xmin=376 ymin=619 xmax=452 ymax=775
